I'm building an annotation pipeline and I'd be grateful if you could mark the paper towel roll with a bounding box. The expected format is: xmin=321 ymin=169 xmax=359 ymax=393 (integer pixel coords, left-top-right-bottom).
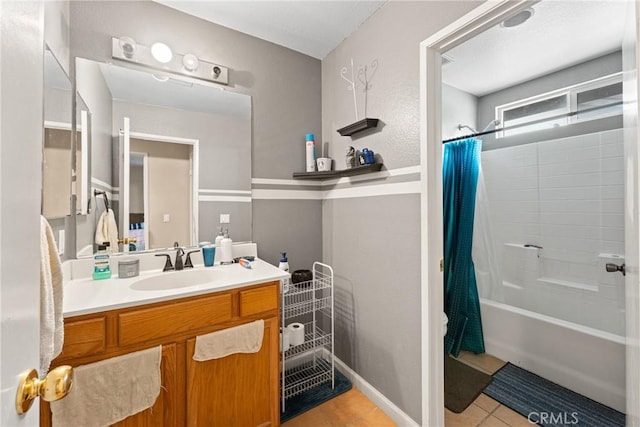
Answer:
xmin=287 ymin=323 xmax=305 ymax=346
xmin=279 ymin=328 xmax=291 ymax=352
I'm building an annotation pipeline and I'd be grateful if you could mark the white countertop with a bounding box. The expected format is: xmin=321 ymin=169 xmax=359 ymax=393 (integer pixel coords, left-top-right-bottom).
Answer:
xmin=63 ymin=258 xmax=289 ymax=317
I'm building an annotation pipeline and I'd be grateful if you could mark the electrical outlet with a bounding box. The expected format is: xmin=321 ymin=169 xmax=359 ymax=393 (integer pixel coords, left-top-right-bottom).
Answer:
xmin=163 ymin=214 xmax=171 ymax=223
xmin=220 ymin=214 xmax=230 ymax=224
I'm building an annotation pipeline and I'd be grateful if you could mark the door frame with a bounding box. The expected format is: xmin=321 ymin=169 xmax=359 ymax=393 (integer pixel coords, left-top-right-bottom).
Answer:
xmin=125 ymin=129 xmax=199 ymax=248
xmin=417 ymin=0 xmax=640 ymax=425
xmin=129 ymin=151 xmax=149 ymax=251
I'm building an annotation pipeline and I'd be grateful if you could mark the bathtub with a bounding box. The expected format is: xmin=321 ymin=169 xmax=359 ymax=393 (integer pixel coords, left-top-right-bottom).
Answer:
xmin=480 ymin=298 xmax=626 ymax=413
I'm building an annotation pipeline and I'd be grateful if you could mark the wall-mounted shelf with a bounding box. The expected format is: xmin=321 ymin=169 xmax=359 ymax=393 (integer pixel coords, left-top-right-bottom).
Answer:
xmin=336 ymin=118 xmax=379 ymax=136
xmin=292 ymin=162 xmax=383 ymax=180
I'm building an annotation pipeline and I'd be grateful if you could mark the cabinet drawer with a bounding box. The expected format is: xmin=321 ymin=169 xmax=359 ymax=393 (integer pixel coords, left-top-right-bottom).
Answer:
xmin=118 ymin=294 xmax=232 ymax=346
xmin=239 ymin=283 xmax=278 ymax=317
xmin=59 ymin=317 xmax=106 ymax=360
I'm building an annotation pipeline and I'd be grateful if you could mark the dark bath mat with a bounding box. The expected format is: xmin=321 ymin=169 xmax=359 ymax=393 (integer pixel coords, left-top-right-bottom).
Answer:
xmin=484 ymin=363 xmax=625 ymax=427
xmin=444 ymin=356 xmax=493 ymax=413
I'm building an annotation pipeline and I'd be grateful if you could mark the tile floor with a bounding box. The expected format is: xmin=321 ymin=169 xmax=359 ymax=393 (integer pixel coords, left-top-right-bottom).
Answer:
xmin=446 ymin=351 xmax=534 ymax=427
xmin=282 ymin=352 xmax=533 ymax=427
xmin=281 ymin=387 xmax=397 ymax=427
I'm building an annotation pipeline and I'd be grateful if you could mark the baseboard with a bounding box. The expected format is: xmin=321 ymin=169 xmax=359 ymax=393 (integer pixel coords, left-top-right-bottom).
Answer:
xmin=331 ymin=355 xmax=420 ymax=427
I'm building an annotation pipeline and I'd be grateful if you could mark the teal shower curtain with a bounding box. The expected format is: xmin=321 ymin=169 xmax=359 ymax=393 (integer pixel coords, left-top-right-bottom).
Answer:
xmin=443 ymin=138 xmax=485 ymax=357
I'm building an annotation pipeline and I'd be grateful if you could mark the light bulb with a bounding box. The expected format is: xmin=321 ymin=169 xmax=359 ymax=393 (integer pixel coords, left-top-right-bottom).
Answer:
xmin=152 ymin=74 xmax=169 ymax=82
xmin=150 ymin=42 xmax=173 ymax=64
xmin=182 ymin=53 xmax=199 ymax=72
xmin=118 ymin=36 xmax=136 ymax=59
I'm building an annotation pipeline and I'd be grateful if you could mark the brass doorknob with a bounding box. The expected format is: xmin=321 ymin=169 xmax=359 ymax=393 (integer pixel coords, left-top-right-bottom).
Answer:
xmin=118 ymin=237 xmax=137 ymax=244
xmin=16 ymin=365 xmax=73 ymax=415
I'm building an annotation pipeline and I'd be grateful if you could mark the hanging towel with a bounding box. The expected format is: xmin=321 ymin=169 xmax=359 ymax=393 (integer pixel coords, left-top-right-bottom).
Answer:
xmin=193 ymin=320 xmax=264 ymax=361
xmin=40 ymin=216 xmax=64 ymax=376
xmin=50 ymin=345 xmax=162 ymax=427
xmin=95 ymin=208 xmax=119 ymax=252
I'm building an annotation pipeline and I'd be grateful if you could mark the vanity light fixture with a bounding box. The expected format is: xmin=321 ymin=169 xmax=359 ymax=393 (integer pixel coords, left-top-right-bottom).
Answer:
xmin=150 ymin=42 xmax=173 ymax=64
xmin=111 ymin=37 xmax=229 ymax=85
xmin=182 ymin=53 xmax=199 ymax=72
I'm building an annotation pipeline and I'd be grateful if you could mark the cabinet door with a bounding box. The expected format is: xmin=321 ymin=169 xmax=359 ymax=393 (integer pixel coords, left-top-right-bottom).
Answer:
xmin=112 ymin=343 xmax=179 ymax=427
xmin=186 ymin=317 xmax=279 ymax=427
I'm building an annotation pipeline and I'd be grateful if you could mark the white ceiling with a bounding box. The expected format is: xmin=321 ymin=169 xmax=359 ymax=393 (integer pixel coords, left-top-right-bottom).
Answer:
xmin=153 ymin=0 xmax=386 ymax=59
xmin=442 ymin=0 xmax=628 ymax=97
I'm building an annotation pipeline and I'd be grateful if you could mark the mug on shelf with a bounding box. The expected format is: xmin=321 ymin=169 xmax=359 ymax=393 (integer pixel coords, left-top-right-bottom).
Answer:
xmin=316 ymin=157 xmax=332 ymax=171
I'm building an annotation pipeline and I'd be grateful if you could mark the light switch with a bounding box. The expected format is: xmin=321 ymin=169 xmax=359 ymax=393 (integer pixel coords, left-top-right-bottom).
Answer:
xmin=163 ymin=214 xmax=171 ymax=223
xmin=220 ymin=214 xmax=230 ymax=224
xmin=58 ymin=230 xmax=65 ymax=255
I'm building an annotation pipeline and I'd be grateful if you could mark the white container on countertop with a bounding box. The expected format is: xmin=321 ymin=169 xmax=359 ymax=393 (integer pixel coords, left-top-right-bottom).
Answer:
xmin=214 ymin=227 xmax=224 ymax=248
xmin=220 ymin=229 xmax=233 ymax=264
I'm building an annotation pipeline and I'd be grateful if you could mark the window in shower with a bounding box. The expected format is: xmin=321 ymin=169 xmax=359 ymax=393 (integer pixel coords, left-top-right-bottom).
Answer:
xmin=496 ymin=72 xmax=623 ymax=138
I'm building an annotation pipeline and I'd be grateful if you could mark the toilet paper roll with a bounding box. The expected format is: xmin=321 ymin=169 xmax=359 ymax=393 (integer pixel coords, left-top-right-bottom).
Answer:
xmin=279 ymin=328 xmax=291 ymax=352
xmin=287 ymin=323 xmax=305 ymax=346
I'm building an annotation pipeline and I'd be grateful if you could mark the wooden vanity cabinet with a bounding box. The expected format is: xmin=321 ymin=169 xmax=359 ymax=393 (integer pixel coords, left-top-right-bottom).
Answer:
xmin=40 ymin=281 xmax=280 ymax=427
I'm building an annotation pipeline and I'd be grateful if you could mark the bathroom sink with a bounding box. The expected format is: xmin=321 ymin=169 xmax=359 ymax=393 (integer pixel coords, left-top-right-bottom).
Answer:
xmin=130 ymin=269 xmax=217 ymax=291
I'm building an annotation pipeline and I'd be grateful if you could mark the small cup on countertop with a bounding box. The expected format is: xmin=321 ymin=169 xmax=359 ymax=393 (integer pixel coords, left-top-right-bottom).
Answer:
xmin=316 ymin=157 xmax=332 ymax=172
xmin=202 ymin=245 xmax=215 ymax=267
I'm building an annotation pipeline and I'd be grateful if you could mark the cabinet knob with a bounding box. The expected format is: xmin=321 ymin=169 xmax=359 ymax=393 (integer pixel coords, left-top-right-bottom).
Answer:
xmin=15 ymin=365 xmax=73 ymax=415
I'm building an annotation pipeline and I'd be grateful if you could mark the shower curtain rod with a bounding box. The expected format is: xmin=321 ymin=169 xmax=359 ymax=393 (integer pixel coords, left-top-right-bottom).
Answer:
xmin=442 ymin=101 xmax=623 ymax=144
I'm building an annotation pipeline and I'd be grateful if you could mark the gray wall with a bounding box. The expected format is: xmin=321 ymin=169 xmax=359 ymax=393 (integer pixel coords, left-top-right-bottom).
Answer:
xmin=442 ymin=83 xmax=478 ymax=140
xmin=321 ymin=1 xmax=482 ymax=422
xmin=112 ymin=100 xmax=251 ymax=191
xmin=69 ymin=1 xmax=322 ymax=267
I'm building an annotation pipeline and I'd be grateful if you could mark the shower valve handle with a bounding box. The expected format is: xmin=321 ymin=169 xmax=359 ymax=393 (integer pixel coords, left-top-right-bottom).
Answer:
xmin=606 ymin=263 xmax=626 ymax=276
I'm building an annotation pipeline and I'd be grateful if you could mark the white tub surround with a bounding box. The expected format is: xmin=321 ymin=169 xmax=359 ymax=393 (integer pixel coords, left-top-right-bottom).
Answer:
xmin=481 ymin=299 xmax=625 ymax=412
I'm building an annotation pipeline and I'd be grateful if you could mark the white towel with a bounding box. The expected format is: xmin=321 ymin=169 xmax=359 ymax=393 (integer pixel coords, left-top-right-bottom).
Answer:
xmin=95 ymin=208 xmax=119 ymax=253
xmin=40 ymin=216 xmax=64 ymax=376
xmin=193 ymin=320 xmax=264 ymax=361
xmin=50 ymin=345 xmax=162 ymax=427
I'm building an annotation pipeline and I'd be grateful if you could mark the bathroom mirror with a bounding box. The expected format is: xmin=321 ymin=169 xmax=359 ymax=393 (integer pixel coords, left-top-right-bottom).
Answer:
xmin=74 ymin=58 xmax=252 ymax=256
xmin=43 ymin=47 xmax=74 ymax=222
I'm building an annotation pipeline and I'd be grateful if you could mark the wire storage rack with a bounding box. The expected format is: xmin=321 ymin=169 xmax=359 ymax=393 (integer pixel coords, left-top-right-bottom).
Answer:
xmin=281 ymin=262 xmax=334 ymax=412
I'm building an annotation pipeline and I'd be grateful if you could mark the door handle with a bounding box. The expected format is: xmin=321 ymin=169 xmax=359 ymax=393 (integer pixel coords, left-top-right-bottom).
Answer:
xmin=606 ymin=263 xmax=626 ymax=276
xmin=15 ymin=365 xmax=73 ymax=415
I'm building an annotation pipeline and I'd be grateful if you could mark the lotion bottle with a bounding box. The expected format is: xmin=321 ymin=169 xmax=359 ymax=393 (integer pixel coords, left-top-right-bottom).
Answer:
xmin=279 ymin=252 xmax=290 ymax=293
xmin=220 ymin=229 xmax=233 ymax=265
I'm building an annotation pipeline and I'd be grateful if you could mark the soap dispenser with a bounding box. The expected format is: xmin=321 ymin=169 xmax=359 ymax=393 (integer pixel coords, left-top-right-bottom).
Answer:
xmin=220 ymin=229 xmax=233 ymax=265
xmin=279 ymin=252 xmax=289 ymax=273
xmin=214 ymin=226 xmax=224 ymax=248
xmin=279 ymin=252 xmax=290 ymax=293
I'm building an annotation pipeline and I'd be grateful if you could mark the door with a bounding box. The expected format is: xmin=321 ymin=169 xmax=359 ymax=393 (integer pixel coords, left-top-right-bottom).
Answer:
xmin=118 ymin=117 xmax=131 ymax=252
xmin=185 ymin=317 xmax=279 ymax=427
xmin=1 ymin=1 xmax=44 ymax=425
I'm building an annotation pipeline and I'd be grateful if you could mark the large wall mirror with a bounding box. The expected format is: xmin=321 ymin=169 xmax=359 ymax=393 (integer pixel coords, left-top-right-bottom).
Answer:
xmin=74 ymin=58 xmax=252 ymax=257
xmin=43 ymin=47 xmax=73 ymax=222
